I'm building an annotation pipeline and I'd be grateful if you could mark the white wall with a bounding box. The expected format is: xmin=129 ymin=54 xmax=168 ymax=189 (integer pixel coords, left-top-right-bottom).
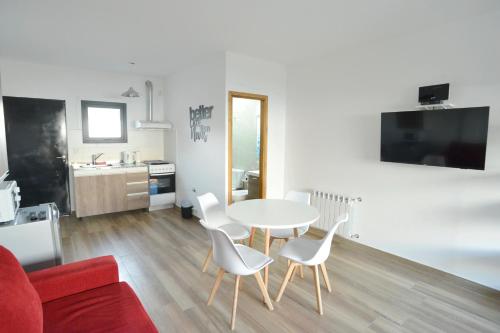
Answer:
xmin=285 ymin=11 xmax=500 ymax=289
xmin=226 ymin=53 xmax=287 ymax=199
xmin=0 ymin=59 xmax=165 ymax=162
xmin=164 ymin=54 xmax=226 ymax=212
xmin=0 ymin=59 xmax=166 ymax=209
xmin=164 ymin=52 xmax=287 ymax=212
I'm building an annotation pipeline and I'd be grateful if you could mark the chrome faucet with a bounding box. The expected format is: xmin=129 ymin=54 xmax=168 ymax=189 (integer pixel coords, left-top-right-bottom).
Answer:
xmin=91 ymin=153 xmax=104 ymax=165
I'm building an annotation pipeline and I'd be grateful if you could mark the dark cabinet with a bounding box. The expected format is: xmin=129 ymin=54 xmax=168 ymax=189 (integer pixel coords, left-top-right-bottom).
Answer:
xmin=0 ymin=74 xmax=9 ymax=180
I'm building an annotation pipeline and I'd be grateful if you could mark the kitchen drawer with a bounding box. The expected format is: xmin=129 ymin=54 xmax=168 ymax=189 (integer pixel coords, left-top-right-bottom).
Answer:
xmin=126 ymin=172 xmax=148 ymax=183
xmin=126 ymin=181 xmax=148 ymax=194
xmin=127 ymin=192 xmax=149 ymax=210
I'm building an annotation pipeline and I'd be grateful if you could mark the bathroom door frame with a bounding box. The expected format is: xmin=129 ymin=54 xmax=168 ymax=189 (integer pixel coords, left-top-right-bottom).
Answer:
xmin=228 ymin=91 xmax=268 ymax=204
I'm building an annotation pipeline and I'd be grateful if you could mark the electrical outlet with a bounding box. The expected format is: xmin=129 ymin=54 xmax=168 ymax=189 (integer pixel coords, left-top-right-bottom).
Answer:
xmin=192 ymin=187 xmax=197 ymax=193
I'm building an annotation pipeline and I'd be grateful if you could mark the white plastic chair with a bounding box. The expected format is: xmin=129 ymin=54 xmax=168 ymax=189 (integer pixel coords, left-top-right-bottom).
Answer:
xmin=197 ymin=193 xmax=251 ymax=272
xmin=275 ymin=214 xmax=349 ymax=315
xmin=269 ymin=190 xmax=311 ymax=240
xmin=268 ymin=190 xmax=311 ymax=279
xmin=201 ymin=220 xmax=274 ymax=330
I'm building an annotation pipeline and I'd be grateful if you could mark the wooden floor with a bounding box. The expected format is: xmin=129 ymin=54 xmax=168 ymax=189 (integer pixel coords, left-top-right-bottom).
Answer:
xmin=61 ymin=209 xmax=500 ymax=333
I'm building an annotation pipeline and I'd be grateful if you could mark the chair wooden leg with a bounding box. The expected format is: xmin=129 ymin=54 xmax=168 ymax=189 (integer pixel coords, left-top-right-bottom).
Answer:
xmin=264 ymin=228 xmax=270 ymax=288
xmin=291 ymin=229 xmax=303 ymax=280
xmin=291 ymin=263 xmax=302 ymax=281
xmin=254 ymin=271 xmax=274 ymax=311
xmin=313 ymin=265 xmax=323 ymax=315
xmin=320 ymin=262 xmax=332 ymax=292
xmin=290 ymin=264 xmax=304 ymax=281
xmin=207 ymin=268 xmax=225 ymax=305
xmin=276 ymin=263 xmax=296 ymax=302
xmin=231 ymin=275 xmax=241 ymax=330
xmin=290 ymin=264 xmax=297 ymax=282
xmin=248 ymin=227 xmax=256 ymax=247
xmin=202 ymin=247 xmax=212 ymax=272
xmin=269 ymin=237 xmax=275 ymax=248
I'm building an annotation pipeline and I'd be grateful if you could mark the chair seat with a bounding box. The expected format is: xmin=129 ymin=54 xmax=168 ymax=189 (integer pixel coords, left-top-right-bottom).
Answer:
xmin=278 ymin=237 xmax=325 ymax=266
xmin=43 ymin=282 xmax=157 ymax=333
xmin=234 ymin=244 xmax=273 ymax=274
xmin=219 ymin=223 xmax=250 ymax=241
xmin=269 ymin=226 xmax=308 ymax=239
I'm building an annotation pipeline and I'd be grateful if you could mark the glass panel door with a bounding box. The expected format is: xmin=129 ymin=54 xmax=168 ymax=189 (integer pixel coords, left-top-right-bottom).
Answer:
xmin=231 ymin=97 xmax=262 ymax=202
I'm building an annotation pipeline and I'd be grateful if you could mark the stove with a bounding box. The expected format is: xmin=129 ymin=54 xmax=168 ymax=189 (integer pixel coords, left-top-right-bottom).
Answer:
xmin=143 ymin=160 xmax=176 ymax=211
xmin=143 ymin=160 xmax=175 ymax=175
xmin=0 ymin=203 xmax=62 ymax=270
xmin=142 ymin=160 xmax=171 ymax=165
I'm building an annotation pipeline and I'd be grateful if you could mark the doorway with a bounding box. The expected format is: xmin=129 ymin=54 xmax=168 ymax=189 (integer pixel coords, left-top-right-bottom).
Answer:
xmin=228 ymin=91 xmax=268 ymax=204
xmin=3 ymin=96 xmax=70 ymax=214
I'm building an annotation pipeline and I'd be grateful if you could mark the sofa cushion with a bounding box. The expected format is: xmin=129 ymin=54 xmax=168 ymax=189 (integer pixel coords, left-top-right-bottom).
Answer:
xmin=0 ymin=246 xmax=43 ymax=333
xmin=43 ymin=282 xmax=157 ymax=333
xmin=28 ymin=255 xmax=119 ymax=303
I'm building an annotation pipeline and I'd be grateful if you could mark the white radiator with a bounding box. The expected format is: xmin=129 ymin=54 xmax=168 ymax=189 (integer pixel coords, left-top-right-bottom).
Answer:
xmin=311 ymin=191 xmax=362 ymax=239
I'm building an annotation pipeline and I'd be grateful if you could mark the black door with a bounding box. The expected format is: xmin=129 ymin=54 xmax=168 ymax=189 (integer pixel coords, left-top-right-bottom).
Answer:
xmin=2 ymin=96 xmax=70 ymax=214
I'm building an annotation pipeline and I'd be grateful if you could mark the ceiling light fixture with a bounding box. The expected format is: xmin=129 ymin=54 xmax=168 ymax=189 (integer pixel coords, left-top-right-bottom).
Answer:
xmin=121 ymin=87 xmax=140 ymax=98
xmin=122 ymin=62 xmax=140 ymax=97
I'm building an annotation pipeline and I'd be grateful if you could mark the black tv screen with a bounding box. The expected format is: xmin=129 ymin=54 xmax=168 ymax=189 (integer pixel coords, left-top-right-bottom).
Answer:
xmin=381 ymin=107 xmax=489 ymax=170
xmin=419 ymin=83 xmax=449 ymax=104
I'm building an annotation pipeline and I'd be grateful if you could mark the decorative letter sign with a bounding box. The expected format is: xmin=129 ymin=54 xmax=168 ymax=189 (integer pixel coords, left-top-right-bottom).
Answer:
xmin=190 ymin=105 xmax=213 ymax=142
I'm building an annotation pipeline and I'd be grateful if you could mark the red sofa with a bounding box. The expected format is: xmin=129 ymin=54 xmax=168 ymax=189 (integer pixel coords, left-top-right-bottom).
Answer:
xmin=0 ymin=246 xmax=158 ymax=333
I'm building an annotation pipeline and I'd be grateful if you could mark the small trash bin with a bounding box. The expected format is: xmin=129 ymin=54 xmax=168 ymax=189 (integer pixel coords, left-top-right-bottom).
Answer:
xmin=181 ymin=200 xmax=193 ymax=219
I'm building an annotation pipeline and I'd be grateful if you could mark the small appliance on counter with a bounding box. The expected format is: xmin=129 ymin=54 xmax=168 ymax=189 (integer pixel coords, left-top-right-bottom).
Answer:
xmin=142 ymin=160 xmax=175 ymax=211
xmin=0 ymin=180 xmax=21 ymax=223
xmin=0 ymin=202 xmax=62 ymax=271
xmin=121 ymin=151 xmax=139 ymax=164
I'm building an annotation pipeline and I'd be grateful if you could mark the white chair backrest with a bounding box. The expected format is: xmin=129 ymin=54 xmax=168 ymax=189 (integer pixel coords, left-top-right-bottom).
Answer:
xmin=199 ymin=219 xmax=251 ymax=275
xmin=197 ymin=193 xmax=229 ymax=228
xmin=313 ymin=214 xmax=349 ymax=264
xmin=285 ymin=190 xmax=311 ymax=205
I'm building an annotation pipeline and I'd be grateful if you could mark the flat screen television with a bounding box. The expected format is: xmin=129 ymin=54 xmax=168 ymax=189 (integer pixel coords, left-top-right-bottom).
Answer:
xmin=380 ymin=107 xmax=489 ymax=170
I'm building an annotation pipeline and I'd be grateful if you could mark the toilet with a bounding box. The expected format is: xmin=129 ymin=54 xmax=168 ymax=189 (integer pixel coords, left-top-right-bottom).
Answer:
xmin=232 ymin=189 xmax=248 ymax=202
xmin=231 ymin=168 xmax=248 ymax=202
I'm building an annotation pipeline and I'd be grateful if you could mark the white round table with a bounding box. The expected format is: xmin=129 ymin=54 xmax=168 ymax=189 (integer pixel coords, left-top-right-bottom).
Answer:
xmin=227 ymin=199 xmax=320 ymax=288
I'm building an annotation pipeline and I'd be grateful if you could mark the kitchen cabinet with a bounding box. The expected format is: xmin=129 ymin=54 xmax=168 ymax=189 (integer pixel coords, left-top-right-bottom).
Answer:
xmin=74 ymin=174 xmax=103 ymax=217
xmin=125 ymin=171 xmax=149 ymax=210
xmin=101 ymin=173 xmax=127 ymax=213
xmin=126 ymin=193 xmax=149 ymax=210
xmin=74 ymin=166 xmax=149 ymax=218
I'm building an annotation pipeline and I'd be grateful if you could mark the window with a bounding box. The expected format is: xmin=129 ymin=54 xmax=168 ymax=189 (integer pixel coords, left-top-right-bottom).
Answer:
xmin=81 ymin=100 xmax=127 ymax=143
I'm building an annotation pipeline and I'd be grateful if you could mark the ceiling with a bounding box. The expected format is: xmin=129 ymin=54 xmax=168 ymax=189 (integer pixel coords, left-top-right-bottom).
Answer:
xmin=0 ymin=0 xmax=498 ymax=76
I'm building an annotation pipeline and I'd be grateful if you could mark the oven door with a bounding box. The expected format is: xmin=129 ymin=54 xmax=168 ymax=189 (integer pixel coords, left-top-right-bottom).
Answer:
xmin=150 ymin=173 xmax=175 ymax=194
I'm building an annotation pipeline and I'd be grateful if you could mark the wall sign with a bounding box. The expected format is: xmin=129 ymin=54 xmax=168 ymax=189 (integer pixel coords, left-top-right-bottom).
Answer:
xmin=190 ymin=105 xmax=213 ymax=142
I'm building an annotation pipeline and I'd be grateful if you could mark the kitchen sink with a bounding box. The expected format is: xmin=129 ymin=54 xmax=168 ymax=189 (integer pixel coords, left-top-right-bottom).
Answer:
xmin=75 ymin=163 xmax=143 ymax=171
xmin=79 ymin=164 xmax=114 ymax=169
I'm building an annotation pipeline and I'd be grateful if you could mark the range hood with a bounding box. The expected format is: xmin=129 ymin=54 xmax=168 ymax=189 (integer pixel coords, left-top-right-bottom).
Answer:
xmin=134 ymin=80 xmax=172 ymax=130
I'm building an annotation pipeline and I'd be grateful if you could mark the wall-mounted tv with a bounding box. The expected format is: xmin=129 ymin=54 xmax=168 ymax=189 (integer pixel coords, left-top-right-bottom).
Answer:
xmin=380 ymin=107 xmax=489 ymax=170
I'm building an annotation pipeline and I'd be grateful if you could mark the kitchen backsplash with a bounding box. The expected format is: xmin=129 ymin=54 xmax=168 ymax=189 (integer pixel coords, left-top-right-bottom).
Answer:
xmin=68 ymin=128 xmax=165 ymax=163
